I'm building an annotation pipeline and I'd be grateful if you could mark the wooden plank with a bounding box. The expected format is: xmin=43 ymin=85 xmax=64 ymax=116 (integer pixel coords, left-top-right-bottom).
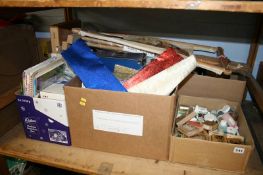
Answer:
xmin=256 ymin=62 xmax=263 ymax=88
xmin=0 ymin=0 xmax=263 ymax=13
xmin=0 ymin=124 xmax=263 ymax=175
xmin=246 ymin=73 xmax=263 ymax=114
xmin=0 ymin=85 xmax=20 ymax=110
xmin=64 ymin=8 xmax=73 ymax=22
xmin=247 ymin=16 xmax=263 ymax=70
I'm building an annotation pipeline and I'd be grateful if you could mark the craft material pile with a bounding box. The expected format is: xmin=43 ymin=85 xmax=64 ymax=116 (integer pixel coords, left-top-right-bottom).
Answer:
xmin=175 ymin=104 xmax=244 ymax=144
xmin=23 ymin=29 xmax=244 ymax=97
xmin=58 ymin=29 xmax=243 ymax=96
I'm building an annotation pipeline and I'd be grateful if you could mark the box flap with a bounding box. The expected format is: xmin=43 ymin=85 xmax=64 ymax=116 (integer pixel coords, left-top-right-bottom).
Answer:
xmin=178 ymin=74 xmax=246 ymax=103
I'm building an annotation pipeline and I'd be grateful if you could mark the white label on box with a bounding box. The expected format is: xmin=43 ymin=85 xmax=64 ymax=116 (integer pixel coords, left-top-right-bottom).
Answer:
xmin=233 ymin=147 xmax=245 ymax=154
xmin=92 ymin=110 xmax=143 ymax=136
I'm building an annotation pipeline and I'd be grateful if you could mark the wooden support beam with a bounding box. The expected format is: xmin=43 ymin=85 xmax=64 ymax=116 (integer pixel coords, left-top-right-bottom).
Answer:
xmin=247 ymin=15 xmax=263 ymax=71
xmin=256 ymin=62 xmax=263 ymax=88
xmin=246 ymin=73 xmax=263 ymax=115
xmin=64 ymin=8 xmax=73 ymax=22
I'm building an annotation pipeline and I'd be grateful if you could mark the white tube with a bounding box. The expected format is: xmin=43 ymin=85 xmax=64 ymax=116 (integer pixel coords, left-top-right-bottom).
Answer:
xmin=128 ymin=55 xmax=197 ymax=95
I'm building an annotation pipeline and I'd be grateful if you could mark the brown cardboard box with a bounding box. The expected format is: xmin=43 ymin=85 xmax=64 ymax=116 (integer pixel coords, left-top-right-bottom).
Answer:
xmin=64 ymin=77 xmax=176 ymax=160
xmin=178 ymin=74 xmax=246 ymax=103
xmin=169 ymin=75 xmax=254 ymax=172
xmin=50 ymin=21 xmax=81 ymax=53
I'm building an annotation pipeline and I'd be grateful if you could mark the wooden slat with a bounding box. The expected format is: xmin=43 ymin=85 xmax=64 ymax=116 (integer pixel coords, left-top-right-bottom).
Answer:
xmin=0 ymin=124 xmax=263 ymax=175
xmin=0 ymin=85 xmax=20 ymax=110
xmin=257 ymin=62 xmax=263 ymax=89
xmin=0 ymin=0 xmax=263 ymax=13
xmin=246 ymin=73 xmax=263 ymax=114
xmin=247 ymin=16 xmax=263 ymax=70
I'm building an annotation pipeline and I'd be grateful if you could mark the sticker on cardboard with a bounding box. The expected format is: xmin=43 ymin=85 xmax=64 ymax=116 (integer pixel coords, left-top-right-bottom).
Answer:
xmin=92 ymin=110 xmax=143 ymax=136
xmin=233 ymin=147 xmax=245 ymax=154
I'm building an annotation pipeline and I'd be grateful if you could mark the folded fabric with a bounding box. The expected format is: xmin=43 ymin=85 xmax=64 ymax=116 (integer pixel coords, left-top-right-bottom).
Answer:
xmin=127 ymin=55 xmax=197 ymax=95
xmin=123 ymin=48 xmax=183 ymax=89
xmin=61 ymin=39 xmax=127 ymax=92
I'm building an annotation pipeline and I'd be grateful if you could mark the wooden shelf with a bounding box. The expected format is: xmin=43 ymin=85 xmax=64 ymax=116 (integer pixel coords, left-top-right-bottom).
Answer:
xmin=1 ymin=0 xmax=263 ymax=13
xmin=0 ymin=124 xmax=263 ymax=175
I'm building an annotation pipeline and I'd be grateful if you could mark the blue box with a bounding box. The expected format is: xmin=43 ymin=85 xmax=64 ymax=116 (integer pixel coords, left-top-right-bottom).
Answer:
xmin=16 ymin=95 xmax=71 ymax=146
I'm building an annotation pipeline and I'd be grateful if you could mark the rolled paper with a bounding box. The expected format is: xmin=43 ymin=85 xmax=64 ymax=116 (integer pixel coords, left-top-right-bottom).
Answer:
xmin=123 ymin=48 xmax=183 ymax=89
xmin=127 ymin=55 xmax=197 ymax=95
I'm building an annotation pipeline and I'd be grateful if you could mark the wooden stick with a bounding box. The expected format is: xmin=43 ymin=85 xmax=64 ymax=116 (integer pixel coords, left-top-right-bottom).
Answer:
xmin=73 ymin=28 xmax=164 ymax=54
xmin=82 ymin=36 xmax=124 ymax=48
xmin=86 ymin=42 xmax=123 ymax=52
xmin=177 ymin=111 xmax=196 ymax=126
xmin=101 ymin=32 xmax=219 ymax=53
xmin=196 ymin=62 xmax=225 ymax=75
xmin=72 ymin=29 xmax=227 ymax=75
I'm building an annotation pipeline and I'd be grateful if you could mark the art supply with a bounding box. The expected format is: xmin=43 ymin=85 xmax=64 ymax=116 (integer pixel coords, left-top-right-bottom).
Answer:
xmin=203 ymin=121 xmax=218 ymax=131
xmin=61 ymin=39 xmax=127 ymax=92
xmin=204 ymin=112 xmax=217 ymax=122
xmin=194 ymin=105 xmax=208 ymax=114
xmin=177 ymin=122 xmax=204 ymax=137
xmin=23 ymin=55 xmax=65 ymax=97
xmin=40 ymin=82 xmax=65 ymax=101
xmin=113 ymin=65 xmax=138 ymax=82
xmin=127 ymin=55 xmax=196 ymax=95
xmin=222 ymin=113 xmax=237 ymax=127
xmin=177 ymin=111 xmax=196 ymax=126
xmin=123 ymin=48 xmax=183 ymax=89
xmin=218 ymin=120 xmax=228 ymax=133
xmin=176 ymin=104 xmax=243 ymax=145
xmin=217 ymin=105 xmax=231 ymax=115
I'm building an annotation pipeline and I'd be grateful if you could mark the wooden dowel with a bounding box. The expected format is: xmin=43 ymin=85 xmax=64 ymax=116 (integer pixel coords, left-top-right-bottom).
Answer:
xmin=101 ymin=32 xmax=219 ymax=53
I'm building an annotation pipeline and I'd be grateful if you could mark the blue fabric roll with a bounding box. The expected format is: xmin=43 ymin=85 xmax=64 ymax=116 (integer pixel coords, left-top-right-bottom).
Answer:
xmin=61 ymin=39 xmax=127 ymax=92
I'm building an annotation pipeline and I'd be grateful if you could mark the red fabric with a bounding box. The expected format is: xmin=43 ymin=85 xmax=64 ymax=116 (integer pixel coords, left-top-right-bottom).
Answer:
xmin=124 ymin=48 xmax=183 ymax=89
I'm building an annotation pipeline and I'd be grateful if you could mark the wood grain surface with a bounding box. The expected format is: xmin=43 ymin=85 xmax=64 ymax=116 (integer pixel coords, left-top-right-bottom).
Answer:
xmin=0 ymin=0 xmax=263 ymax=13
xmin=0 ymin=124 xmax=263 ymax=175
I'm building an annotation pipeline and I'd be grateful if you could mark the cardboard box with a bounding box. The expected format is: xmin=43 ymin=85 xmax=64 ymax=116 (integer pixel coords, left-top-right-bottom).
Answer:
xmin=169 ymin=74 xmax=254 ymax=172
xmin=16 ymin=95 xmax=71 ymax=146
xmin=50 ymin=21 xmax=81 ymax=53
xmin=64 ymin=77 xmax=176 ymax=160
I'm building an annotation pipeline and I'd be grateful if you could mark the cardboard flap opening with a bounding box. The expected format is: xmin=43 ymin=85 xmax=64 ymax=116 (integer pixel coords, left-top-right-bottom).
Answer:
xmin=178 ymin=74 xmax=246 ymax=103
